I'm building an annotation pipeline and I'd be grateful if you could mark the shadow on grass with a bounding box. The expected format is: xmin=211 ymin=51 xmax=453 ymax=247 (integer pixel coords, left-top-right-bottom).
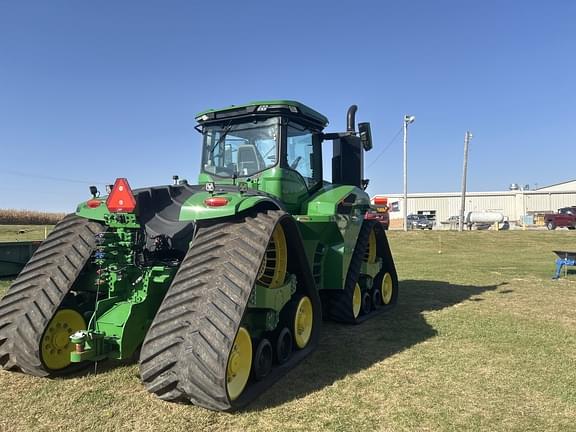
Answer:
xmin=246 ymin=279 xmax=504 ymax=411
xmin=4 ymin=278 xmax=504 ymax=408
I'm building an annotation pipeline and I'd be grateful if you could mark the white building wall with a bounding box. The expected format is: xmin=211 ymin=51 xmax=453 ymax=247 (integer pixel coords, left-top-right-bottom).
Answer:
xmin=377 ymin=189 xmax=576 ymax=227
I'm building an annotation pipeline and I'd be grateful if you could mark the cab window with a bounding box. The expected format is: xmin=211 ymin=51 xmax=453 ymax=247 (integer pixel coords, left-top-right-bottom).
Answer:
xmin=286 ymin=123 xmax=321 ymax=189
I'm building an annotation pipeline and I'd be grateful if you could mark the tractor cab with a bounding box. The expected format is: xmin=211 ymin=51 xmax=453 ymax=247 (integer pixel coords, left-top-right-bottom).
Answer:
xmin=195 ymin=100 xmax=373 ymax=211
xmin=196 ymin=101 xmax=327 ymax=201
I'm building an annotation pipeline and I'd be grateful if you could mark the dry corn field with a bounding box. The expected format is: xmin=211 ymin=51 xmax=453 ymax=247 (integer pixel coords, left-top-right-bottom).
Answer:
xmin=0 ymin=209 xmax=65 ymax=225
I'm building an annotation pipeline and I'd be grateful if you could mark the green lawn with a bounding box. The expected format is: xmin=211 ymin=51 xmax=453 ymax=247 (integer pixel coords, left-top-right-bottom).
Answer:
xmin=1 ymin=230 xmax=575 ymax=431
xmin=0 ymin=225 xmax=53 ymax=241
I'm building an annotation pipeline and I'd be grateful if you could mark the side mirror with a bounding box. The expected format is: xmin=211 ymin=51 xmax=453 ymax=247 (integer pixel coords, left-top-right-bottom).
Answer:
xmin=358 ymin=122 xmax=373 ymax=151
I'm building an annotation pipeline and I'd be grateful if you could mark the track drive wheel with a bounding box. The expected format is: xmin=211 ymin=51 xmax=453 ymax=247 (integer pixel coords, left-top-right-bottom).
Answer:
xmin=364 ymin=228 xmax=377 ymax=264
xmin=257 ymin=223 xmax=288 ymax=288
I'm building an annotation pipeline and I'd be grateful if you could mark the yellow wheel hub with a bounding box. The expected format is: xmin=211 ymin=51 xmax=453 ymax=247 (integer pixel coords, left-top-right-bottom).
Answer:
xmin=41 ymin=309 xmax=85 ymax=370
xmin=352 ymin=283 xmax=362 ymax=318
xmin=226 ymin=327 xmax=252 ymax=401
xmin=381 ymin=272 xmax=393 ymax=305
xmin=257 ymin=223 xmax=288 ymax=289
xmin=364 ymin=229 xmax=377 ymax=264
xmin=294 ymin=296 xmax=313 ymax=349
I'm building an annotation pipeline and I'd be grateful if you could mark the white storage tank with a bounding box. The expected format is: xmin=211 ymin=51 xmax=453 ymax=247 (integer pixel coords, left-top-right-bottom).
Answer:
xmin=466 ymin=212 xmax=504 ymax=224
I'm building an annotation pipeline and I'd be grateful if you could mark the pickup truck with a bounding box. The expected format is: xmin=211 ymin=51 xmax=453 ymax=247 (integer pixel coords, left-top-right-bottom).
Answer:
xmin=544 ymin=206 xmax=576 ymax=230
xmin=365 ymin=208 xmax=390 ymax=230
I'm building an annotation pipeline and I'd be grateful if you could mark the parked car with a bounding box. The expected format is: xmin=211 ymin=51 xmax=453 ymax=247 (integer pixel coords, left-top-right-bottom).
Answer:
xmin=407 ymin=214 xmax=433 ymax=230
xmin=365 ymin=208 xmax=389 ymax=230
xmin=544 ymin=206 xmax=576 ymax=230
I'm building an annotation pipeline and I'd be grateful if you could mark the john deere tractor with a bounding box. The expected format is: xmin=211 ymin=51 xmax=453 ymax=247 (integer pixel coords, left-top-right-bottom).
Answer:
xmin=0 ymin=101 xmax=398 ymax=411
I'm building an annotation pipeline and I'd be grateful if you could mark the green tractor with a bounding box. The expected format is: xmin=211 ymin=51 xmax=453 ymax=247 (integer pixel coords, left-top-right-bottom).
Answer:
xmin=0 ymin=100 xmax=398 ymax=411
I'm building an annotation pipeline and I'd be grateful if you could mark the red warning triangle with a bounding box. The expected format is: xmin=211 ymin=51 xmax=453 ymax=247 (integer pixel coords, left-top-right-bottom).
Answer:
xmin=106 ymin=178 xmax=136 ymax=213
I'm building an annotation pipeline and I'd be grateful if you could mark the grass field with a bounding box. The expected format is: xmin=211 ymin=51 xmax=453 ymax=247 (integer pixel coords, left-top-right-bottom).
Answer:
xmin=0 ymin=225 xmax=54 ymax=241
xmin=1 ymin=229 xmax=575 ymax=431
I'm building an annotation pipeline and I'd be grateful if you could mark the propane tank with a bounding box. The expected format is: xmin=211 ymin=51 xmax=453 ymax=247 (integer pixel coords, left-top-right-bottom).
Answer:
xmin=465 ymin=212 xmax=504 ymax=224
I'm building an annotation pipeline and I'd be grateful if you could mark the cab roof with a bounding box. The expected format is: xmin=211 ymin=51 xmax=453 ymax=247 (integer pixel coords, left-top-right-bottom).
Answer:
xmin=195 ymin=100 xmax=329 ymax=129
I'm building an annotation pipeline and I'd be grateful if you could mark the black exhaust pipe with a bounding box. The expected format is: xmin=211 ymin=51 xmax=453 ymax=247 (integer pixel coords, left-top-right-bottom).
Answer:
xmin=347 ymin=105 xmax=358 ymax=132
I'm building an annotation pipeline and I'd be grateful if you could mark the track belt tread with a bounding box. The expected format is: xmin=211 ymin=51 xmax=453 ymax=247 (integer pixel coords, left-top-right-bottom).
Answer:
xmin=328 ymin=220 xmax=398 ymax=323
xmin=0 ymin=214 xmax=103 ymax=375
xmin=139 ymin=210 xmax=318 ymax=411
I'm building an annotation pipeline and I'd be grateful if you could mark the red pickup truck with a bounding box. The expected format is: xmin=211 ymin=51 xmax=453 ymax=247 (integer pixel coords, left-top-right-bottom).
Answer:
xmin=366 ymin=196 xmax=390 ymax=230
xmin=544 ymin=206 xmax=576 ymax=230
xmin=365 ymin=208 xmax=390 ymax=229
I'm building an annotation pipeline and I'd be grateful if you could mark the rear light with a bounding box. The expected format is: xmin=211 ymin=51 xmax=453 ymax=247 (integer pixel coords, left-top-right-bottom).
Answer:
xmin=204 ymin=197 xmax=229 ymax=207
xmin=373 ymin=196 xmax=388 ymax=206
xmin=106 ymin=178 xmax=136 ymax=213
xmin=87 ymin=199 xmax=101 ymax=208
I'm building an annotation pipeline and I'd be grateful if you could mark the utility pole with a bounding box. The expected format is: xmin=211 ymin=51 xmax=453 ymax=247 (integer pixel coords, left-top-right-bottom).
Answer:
xmin=403 ymin=115 xmax=415 ymax=231
xmin=459 ymin=131 xmax=473 ymax=231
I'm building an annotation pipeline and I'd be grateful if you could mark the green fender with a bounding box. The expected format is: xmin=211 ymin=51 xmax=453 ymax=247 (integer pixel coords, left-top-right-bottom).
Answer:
xmin=75 ymin=199 xmax=108 ymax=221
xmin=303 ymin=184 xmax=370 ymax=217
xmin=74 ymin=191 xmax=281 ymax=223
xmin=178 ymin=191 xmax=280 ymax=221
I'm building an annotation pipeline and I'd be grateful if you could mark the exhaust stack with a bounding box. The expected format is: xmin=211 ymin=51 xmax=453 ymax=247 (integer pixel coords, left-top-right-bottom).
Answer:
xmin=332 ymin=105 xmax=364 ymax=188
xmin=346 ymin=105 xmax=358 ymax=132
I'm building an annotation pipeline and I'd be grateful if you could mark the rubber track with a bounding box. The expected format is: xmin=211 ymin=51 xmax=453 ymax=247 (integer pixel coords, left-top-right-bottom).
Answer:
xmin=373 ymin=222 xmax=399 ymax=311
xmin=0 ymin=214 xmax=104 ymax=376
xmin=327 ymin=220 xmax=398 ymax=323
xmin=327 ymin=220 xmax=375 ymax=323
xmin=140 ymin=210 xmax=297 ymax=411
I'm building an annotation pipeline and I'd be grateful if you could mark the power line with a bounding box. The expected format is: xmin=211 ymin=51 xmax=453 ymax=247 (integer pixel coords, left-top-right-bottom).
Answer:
xmin=3 ymin=170 xmax=107 ymax=185
xmin=366 ymin=126 xmax=403 ymax=169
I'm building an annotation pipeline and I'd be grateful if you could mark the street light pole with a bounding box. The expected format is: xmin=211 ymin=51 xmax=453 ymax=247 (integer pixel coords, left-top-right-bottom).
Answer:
xmin=458 ymin=131 xmax=473 ymax=232
xmin=403 ymin=115 xmax=415 ymax=232
xmin=521 ymin=184 xmax=527 ymax=231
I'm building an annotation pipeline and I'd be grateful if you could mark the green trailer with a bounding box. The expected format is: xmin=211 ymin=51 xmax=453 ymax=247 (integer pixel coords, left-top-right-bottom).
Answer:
xmin=0 ymin=100 xmax=398 ymax=411
xmin=0 ymin=241 xmax=41 ymax=277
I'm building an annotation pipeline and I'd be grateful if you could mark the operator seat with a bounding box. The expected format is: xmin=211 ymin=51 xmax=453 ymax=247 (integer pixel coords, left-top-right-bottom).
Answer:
xmin=237 ymin=145 xmax=265 ymax=175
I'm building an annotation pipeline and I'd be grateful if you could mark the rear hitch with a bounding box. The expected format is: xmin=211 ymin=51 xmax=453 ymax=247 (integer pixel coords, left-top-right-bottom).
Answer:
xmin=69 ymin=331 xmax=106 ymax=363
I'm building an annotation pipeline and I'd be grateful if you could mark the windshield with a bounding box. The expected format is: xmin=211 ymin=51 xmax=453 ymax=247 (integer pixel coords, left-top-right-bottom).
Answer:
xmin=201 ymin=117 xmax=279 ymax=178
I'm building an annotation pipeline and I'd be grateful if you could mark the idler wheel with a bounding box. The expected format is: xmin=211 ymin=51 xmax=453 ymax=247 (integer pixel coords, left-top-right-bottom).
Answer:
xmin=372 ymin=288 xmax=383 ymax=309
xmin=276 ymin=327 xmax=293 ymax=365
xmin=253 ymin=338 xmax=273 ymax=381
xmin=361 ymin=290 xmax=371 ymax=315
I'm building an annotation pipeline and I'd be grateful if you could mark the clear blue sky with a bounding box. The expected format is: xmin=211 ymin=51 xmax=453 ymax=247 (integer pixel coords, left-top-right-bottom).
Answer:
xmin=1 ymin=1 xmax=574 ymax=212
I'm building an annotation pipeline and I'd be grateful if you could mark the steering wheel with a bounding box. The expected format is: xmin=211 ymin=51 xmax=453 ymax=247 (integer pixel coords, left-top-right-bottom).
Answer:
xmin=290 ymin=156 xmax=302 ymax=170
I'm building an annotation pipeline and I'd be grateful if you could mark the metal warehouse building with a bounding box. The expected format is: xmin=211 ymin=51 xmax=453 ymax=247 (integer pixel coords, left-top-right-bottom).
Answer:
xmin=374 ymin=179 xmax=576 ymax=229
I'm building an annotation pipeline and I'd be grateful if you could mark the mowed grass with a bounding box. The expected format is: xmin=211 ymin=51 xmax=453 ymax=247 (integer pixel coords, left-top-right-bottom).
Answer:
xmin=0 ymin=225 xmax=54 ymax=241
xmin=1 ymin=229 xmax=576 ymax=431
